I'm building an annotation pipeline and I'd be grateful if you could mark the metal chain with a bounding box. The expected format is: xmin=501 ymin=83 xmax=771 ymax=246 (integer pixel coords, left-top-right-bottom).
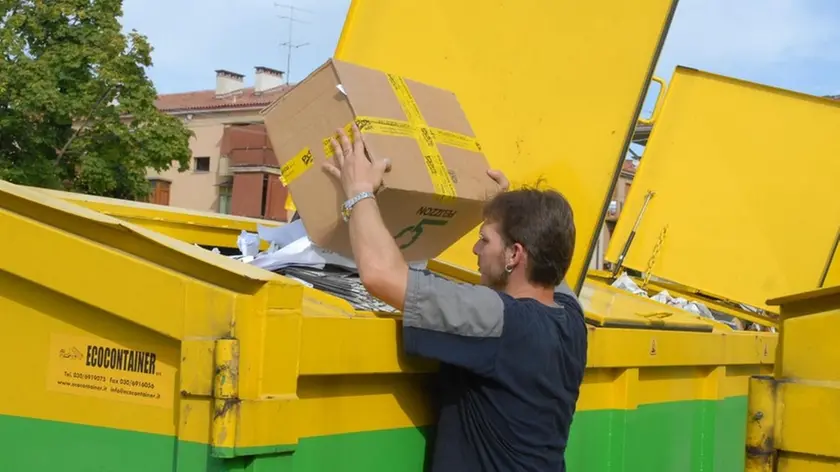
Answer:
xmin=641 ymin=225 xmax=668 ymax=288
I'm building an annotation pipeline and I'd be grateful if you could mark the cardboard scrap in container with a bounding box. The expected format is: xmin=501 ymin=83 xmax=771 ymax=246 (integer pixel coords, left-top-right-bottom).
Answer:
xmin=261 ymin=58 xmax=500 ymax=260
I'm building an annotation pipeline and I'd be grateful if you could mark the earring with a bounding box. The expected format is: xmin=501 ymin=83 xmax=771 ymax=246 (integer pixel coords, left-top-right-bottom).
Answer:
xmin=504 ymin=264 xmax=513 ymax=273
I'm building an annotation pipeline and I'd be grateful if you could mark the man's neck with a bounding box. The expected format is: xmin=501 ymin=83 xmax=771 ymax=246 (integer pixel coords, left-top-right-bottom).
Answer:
xmin=504 ymin=283 xmax=557 ymax=307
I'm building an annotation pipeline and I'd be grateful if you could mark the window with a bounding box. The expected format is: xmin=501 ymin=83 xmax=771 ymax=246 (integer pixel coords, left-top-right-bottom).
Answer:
xmin=260 ymin=174 xmax=269 ymax=217
xmin=219 ymin=185 xmax=232 ymax=214
xmin=194 ymin=156 xmax=211 ymax=172
xmin=146 ymin=179 xmax=171 ymax=206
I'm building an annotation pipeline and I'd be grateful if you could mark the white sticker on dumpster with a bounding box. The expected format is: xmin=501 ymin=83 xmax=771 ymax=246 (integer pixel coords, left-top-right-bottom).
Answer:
xmin=47 ymin=333 xmax=174 ymax=408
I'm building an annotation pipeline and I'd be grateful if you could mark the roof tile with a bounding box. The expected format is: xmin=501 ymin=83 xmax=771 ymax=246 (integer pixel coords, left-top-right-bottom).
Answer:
xmin=155 ymin=85 xmax=292 ymax=112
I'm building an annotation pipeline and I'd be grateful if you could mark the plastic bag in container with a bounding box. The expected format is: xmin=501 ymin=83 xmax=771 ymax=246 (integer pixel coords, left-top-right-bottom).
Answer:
xmin=237 ymin=230 xmax=261 ymax=258
xmin=611 ymin=273 xmax=648 ymax=296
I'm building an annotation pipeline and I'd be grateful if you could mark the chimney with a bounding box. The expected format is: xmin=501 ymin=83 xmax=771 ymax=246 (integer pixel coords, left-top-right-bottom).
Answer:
xmin=254 ymin=66 xmax=285 ymax=93
xmin=215 ymin=69 xmax=245 ymax=97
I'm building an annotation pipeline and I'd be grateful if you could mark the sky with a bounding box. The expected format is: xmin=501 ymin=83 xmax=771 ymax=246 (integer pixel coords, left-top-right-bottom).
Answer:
xmin=121 ymin=0 xmax=840 ymax=107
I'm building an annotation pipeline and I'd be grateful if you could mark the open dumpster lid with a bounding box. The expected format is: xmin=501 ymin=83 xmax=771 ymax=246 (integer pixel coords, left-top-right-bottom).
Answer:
xmin=606 ymin=67 xmax=840 ymax=312
xmin=335 ymin=0 xmax=679 ymax=292
xmin=34 ymin=187 xmax=281 ymax=250
xmin=580 ymin=280 xmax=715 ymax=332
xmin=0 ymin=181 xmax=275 ymax=281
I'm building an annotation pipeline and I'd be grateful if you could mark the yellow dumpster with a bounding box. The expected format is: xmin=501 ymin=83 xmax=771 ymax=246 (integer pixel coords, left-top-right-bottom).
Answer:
xmin=0 ymin=180 xmax=775 ymax=471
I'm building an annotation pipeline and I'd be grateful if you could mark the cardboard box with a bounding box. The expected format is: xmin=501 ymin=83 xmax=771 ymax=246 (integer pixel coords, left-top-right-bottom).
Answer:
xmin=261 ymin=59 xmax=498 ymax=260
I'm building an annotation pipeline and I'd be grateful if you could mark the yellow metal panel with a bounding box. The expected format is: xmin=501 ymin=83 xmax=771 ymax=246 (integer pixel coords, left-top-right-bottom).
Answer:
xmin=287 ymin=362 xmax=767 ymax=438
xmin=586 ymin=324 xmax=775 ymax=369
xmin=236 ymin=399 xmax=300 ymax=454
xmin=211 ymin=339 xmax=239 ymax=457
xmin=0 ymin=181 xmax=276 ymax=340
xmin=643 ymin=278 xmax=779 ymax=328
xmin=774 ymin=382 xmax=840 ymax=460
xmin=0 ymin=265 xmax=182 ymax=438
xmin=0 ymin=179 xmax=296 ymax=447
xmin=749 ymin=286 xmax=840 ymax=470
xmin=0 ymin=181 xmax=275 ymax=286
xmin=34 ymin=186 xmax=281 ymax=250
xmin=766 ymin=284 xmax=840 ymax=307
xmin=777 ymin=307 xmax=840 ymax=382
xmin=775 ymin=457 xmax=840 ymax=471
xmin=579 ymin=279 xmax=716 ymax=332
xmin=587 ymin=271 xmax=779 ymax=328
xmin=294 ymin=374 xmax=434 ymax=438
xmin=635 ymin=366 xmax=713 ymax=404
xmin=824 ymin=249 xmax=840 ymax=288
xmin=299 ymin=316 xmax=437 ymax=376
xmin=606 ymin=68 xmax=840 ymax=312
xmin=745 ymin=378 xmax=840 ymax=471
xmin=746 ymin=376 xmax=776 ymax=472
xmin=177 ymin=397 xmax=216 ymax=444
xmin=335 ymin=0 xmax=678 ymax=291
xmin=180 ymin=340 xmax=215 ymax=396
xmin=2 ymin=209 xmax=188 ymax=339
xmin=723 ymin=365 xmax=773 ymax=399
xmin=293 ymin=293 xmax=776 ymax=377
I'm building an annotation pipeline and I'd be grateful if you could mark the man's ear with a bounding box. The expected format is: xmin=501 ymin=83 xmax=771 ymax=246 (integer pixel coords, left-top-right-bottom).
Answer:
xmin=509 ymin=242 xmax=527 ymax=267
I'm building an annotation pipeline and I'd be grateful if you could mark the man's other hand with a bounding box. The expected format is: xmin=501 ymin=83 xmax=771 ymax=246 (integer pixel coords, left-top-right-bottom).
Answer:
xmin=487 ymin=169 xmax=510 ymax=192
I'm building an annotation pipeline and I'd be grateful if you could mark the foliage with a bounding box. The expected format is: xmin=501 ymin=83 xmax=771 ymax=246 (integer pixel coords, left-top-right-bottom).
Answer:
xmin=0 ymin=0 xmax=192 ymax=199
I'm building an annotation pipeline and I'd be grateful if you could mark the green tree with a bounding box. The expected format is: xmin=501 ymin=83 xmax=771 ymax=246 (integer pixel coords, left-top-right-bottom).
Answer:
xmin=0 ymin=0 xmax=191 ymax=199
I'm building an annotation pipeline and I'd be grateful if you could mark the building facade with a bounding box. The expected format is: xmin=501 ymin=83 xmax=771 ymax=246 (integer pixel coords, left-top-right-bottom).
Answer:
xmin=149 ymin=67 xmax=292 ymax=221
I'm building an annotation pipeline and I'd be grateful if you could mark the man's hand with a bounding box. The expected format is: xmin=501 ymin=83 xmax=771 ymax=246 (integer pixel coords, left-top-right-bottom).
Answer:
xmin=487 ymin=169 xmax=510 ymax=191
xmin=321 ymin=124 xmax=408 ymax=311
xmin=323 ymin=124 xmax=390 ymax=197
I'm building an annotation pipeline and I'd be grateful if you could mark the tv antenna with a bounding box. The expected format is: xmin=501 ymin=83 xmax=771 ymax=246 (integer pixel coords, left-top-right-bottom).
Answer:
xmin=275 ymin=3 xmax=311 ymax=82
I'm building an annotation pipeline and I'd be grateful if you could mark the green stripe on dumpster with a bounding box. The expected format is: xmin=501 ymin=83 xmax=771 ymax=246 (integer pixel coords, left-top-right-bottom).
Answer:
xmin=0 ymin=397 xmax=747 ymax=472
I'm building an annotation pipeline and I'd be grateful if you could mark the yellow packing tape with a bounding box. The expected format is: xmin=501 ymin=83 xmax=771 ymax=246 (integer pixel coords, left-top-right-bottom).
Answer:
xmin=416 ymin=126 xmax=457 ymax=197
xmin=284 ymin=192 xmax=296 ymax=212
xmin=284 ymin=75 xmax=481 ymax=189
xmin=386 ymin=75 xmax=425 ymax=124
xmin=322 ymin=121 xmax=358 ymax=157
xmin=357 ymin=117 xmax=416 ymax=137
xmin=386 ymin=74 xmax=457 ymax=199
xmin=280 ymin=147 xmax=314 ymax=186
xmin=322 ymin=117 xmax=480 ymax=158
xmin=430 ymin=129 xmax=482 ymax=153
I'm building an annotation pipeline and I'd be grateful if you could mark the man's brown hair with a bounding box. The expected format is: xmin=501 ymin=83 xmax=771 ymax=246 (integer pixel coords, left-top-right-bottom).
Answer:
xmin=482 ymin=187 xmax=576 ymax=288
